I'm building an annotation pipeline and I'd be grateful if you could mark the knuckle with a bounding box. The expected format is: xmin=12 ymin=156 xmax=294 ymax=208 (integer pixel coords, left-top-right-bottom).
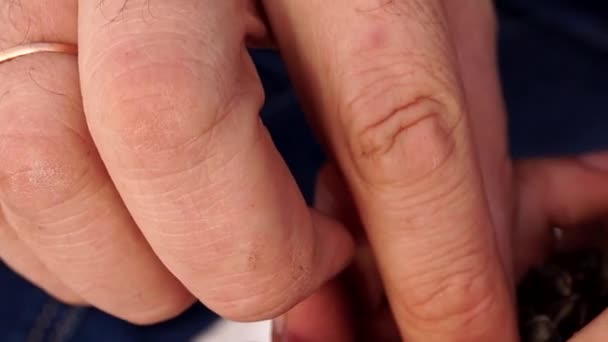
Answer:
xmin=88 ymin=36 xmax=263 ymax=159
xmin=340 ymin=73 xmax=462 ymax=186
xmin=195 ymin=240 xmax=315 ymax=321
xmin=399 ymin=247 xmax=496 ymax=331
xmin=209 ymin=290 xmax=292 ymax=322
xmin=102 ymin=66 xmax=211 ymax=155
xmin=209 ymin=280 xmax=309 ymax=322
xmin=118 ymin=297 xmax=194 ymax=326
xmin=98 ymin=62 xmax=247 ymax=159
xmin=0 ymin=115 xmax=94 ymax=212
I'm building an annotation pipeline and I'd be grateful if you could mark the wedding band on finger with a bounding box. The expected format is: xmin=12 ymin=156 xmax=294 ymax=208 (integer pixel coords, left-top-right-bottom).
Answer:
xmin=0 ymin=42 xmax=78 ymax=65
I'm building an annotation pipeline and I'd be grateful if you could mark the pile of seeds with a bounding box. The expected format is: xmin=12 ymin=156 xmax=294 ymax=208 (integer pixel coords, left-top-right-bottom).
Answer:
xmin=517 ymin=248 xmax=608 ymax=341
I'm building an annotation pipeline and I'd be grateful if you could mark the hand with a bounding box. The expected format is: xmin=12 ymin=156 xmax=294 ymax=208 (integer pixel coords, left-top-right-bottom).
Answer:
xmin=274 ymin=1 xmax=608 ymax=341
xmin=1 ymin=0 xmax=518 ymax=336
xmin=4 ymin=1 xmax=601 ymax=340
xmin=1 ymin=0 xmax=356 ymax=324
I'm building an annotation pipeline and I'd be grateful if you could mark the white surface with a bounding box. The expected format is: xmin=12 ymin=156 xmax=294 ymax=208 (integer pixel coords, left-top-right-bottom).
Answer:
xmin=195 ymin=320 xmax=271 ymax=342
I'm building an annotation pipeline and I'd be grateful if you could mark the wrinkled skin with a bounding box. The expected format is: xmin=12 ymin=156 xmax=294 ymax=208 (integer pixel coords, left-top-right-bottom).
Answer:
xmin=1 ymin=1 xmax=608 ymax=341
xmin=281 ymin=2 xmax=608 ymax=341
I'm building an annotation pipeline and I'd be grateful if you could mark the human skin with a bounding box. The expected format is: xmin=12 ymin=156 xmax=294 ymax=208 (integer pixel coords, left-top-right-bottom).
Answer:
xmin=2 ymin=1 xmax=608 ymax=341
xmin=277 ymin=1 xmax=608 ymax=340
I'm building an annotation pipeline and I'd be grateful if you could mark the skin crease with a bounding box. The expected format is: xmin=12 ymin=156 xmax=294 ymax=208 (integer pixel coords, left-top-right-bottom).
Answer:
xmin=276 ymin=1 xmax=608 ymax=341
xmin=1 ymin=0 xmax=608 ymax=340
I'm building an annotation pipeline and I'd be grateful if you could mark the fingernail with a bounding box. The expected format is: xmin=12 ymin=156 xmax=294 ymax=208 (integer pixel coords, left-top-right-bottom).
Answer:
xmin=272 ymin=315 xmax=287 ymax=342
xmin=580 ymin=151 xmax=608 ymax=171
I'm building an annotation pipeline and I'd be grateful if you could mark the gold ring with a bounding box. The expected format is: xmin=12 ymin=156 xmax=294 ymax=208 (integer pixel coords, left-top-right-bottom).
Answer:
xmin=0 ymin=42 xmax=78 ymax=65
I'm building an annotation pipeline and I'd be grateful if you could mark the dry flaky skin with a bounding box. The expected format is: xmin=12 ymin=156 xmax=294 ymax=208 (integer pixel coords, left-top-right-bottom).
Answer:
xmin=518 ymin=247 xmax=608 ymax=342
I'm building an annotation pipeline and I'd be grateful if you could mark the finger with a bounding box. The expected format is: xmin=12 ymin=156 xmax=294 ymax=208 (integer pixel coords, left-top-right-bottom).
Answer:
xmin=569 ymin=309 xmax=608 ymax=342
xmin=518 ymin=154 xmax=608 ymax=229
xmin=444 ymin=0 xmax=515 ymax=281
xmin=277 ymin=283 xmax=400 ymax=342
xmin=0 ymin=0 xmax=77 ymax=43
xmin=0 ymin=2 xmax=193 ymax=324
xmin=78 ymin=0 xmax=353 ymax=321
xmin=273 ymin=280 xmax=354 ymax=342
xmin=276 ymin=275 xmax=400 ymax=342
xmin=264 ymin=0 xmax=517 ymax=340
xmin=515 ymin=152 xmax=608 ymax=277
xmin=315 ymin=164 xmax=384 ymax=311
xmin=312 ymin=164 xmax=391 ymax=341
xmin=0 ymin=210 xmax=82 ymax=305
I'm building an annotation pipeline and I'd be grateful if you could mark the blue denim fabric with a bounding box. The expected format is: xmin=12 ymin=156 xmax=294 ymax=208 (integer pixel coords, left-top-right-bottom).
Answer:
xmin=2 ymin=1 xmax=608 ymax=341
xmin=0 ymin=264 xmax=218 ymax=342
